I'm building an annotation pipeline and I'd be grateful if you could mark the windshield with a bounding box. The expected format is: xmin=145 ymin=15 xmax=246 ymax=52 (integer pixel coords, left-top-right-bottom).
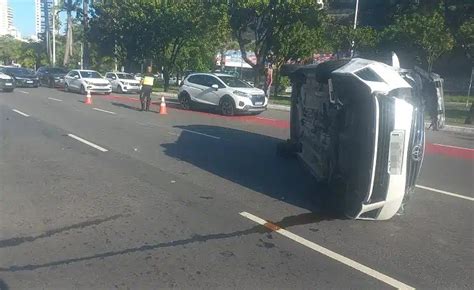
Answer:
xmin=80 ymin=71 xmax=102 ymax=78
xmin=50 ymin=68 xmax=68 ymax=74
xmin=219 ymin=76 xmax=252 ymax=88
xmin=117 ymin=73 xmax=135 ymax=80
xmin=3 ymin=67 xmax=33 ymax=75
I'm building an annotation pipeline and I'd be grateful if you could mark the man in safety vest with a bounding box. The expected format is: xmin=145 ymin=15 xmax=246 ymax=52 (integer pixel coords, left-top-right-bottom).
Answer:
xmin=140 ymin=66 xmax=155 ymax=111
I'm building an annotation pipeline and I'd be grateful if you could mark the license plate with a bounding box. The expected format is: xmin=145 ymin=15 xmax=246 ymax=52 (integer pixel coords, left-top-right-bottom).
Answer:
xmin=27 ymin=81 xmax=33 ymax=84
xmin=388 ymin=130 xmax=405 ymax=175
xmin=5 ymin=82 xmax=12 ymax=86
xmin=255 ymin=102 xmax=263 ymax=105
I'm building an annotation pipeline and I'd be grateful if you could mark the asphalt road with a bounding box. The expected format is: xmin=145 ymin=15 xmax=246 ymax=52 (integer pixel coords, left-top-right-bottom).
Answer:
xmin=0 ymin=87 xmax=472 ymax=289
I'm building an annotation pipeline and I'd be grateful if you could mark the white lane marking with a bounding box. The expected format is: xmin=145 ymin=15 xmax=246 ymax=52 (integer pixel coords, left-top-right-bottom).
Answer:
xmin=67 ymin=134 xmax=108 ymax=152
xmin=240 ymin=212 xmax=415 ymax=290
xmin=432 ymin=143 xmax=474 ymax=151
xmin=47 ymin=97 xmax=63 ymax=102
xmin=18 ymin=90 xmax=29 ymax=94
xmin=256 ymin=116 xmax=276 ymax=121
xmin=12 ymin=109 xmax=29 ymax=117
xmin=181 ymin=129 xmax=220 ymax=140
xmin=416 ymin=185 xmax=474 ymax=201
xmin=93 ymin=107 xmax=116 ymax=115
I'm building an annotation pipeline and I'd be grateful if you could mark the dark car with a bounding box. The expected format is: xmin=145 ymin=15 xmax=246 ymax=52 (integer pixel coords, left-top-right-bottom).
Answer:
xmin=0 ymin=67 xmax=39 ymax=88
xmin=37 ymin=67 xmax=69 ymax=88
xmin=0 ymin=71 xmax=15 ymax=92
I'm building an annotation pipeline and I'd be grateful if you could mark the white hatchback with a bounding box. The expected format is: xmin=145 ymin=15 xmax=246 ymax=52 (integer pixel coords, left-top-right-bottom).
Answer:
xmin=105 ymin=72 xmax=141 ymax=93
xmin=64 ymin=70 xmax=112 ymax=95
xmin=178 ymin=73 xmax=267 ymax=115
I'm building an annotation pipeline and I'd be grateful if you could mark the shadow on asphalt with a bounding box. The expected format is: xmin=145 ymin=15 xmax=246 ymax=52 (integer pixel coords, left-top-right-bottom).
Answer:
xmin=0 ymin=212 xmax=334 ymax=272
xmin=161 ymin=124 xmax=341 ymax=217
xmin=111 ymin=102 xmax=142 ymax=111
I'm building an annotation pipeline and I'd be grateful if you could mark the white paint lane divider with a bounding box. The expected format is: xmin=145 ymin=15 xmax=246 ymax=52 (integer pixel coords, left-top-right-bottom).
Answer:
xmin=67 ymin=134 xmax=108 ymax=152
xmin=18 ymin=90 xmax=29 ymax=94
xmin=416 ymin=185 xmax=474 ymax=201
xmin=12 ymin=109 xmax=30 ymax=117
xmin=181 ymin=129 xmax=220 ymax=140
xmin=47 ymin=97 xmax=63 ymax=102
xmin=93 ymin=107 xmax=116 ymax=115
xmin=240 ymin=211 xmax=415 ymax=290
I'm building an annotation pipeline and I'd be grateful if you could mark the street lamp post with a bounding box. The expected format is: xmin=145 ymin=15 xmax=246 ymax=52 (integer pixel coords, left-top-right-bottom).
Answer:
xmin=350 ymin=0 xmax=360 ymax=58
xmin=52 ymin=0 xmax=56 ymax=67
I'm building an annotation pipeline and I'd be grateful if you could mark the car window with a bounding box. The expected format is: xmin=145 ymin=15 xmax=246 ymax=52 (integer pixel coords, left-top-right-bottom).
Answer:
xmin=49 ymin=68 xmax=68 ymax=74
xmin=117 ymin=73 xmax=135 ymax=80
xmin=80 ymin=71 xmax=102 ymax=78
xmin=69 ymin=71 xmax=79 ymax=78
xmin=207 ymin=76 xmax=225 ymax=88
xmin=218 ymin=76 xmax=252 ymax=88
xmin=187 ymin=75 xmax=201 ymax=85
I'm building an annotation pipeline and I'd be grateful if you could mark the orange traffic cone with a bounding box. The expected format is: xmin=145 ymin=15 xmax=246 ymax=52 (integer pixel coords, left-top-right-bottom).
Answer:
xmin=159 ymin=96 xmax=167 ymax=114
xmin=85 ymin=90 xmax=92 ymax=105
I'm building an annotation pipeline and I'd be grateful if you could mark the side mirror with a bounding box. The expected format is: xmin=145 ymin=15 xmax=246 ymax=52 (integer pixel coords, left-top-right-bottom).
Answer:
xmin=211 ymin=84 xmax=219 ymax=90
xmin=74 ymin=75 xmax=79 ymax=79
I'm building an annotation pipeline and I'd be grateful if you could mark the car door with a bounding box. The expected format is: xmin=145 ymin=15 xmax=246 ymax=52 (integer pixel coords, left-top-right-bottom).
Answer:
xmin=105 ymin=73 xmax=116 ymax=90
xmin=199 ymin=75 xmax=222 ymax=106
xmin=70 ymin=71 xmax=81 ymax=90
xmin=185 ymin=75 xmax=207 ymax=103
xmin=65 ymin=71 xmax=75 ymax=89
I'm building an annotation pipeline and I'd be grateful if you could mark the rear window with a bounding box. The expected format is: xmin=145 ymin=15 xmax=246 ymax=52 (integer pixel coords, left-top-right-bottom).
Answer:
xmin=355 ymin=68 xmax=385 ymax=83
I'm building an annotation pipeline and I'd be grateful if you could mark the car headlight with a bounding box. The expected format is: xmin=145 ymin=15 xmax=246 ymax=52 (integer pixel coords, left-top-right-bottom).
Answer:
xmin=84 ymin=80 xmax=90 ymax=85
xmin=121 ymin=81 xmax=128 ymax=86
xmin=233 ymin=90 xmax=251 ymax=98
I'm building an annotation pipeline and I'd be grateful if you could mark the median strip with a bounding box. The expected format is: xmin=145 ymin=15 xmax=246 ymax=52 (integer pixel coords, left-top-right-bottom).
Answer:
xmin=12 ymin=109 xmax=29 ymax=117
xmin=239 ymin=211 xmax=414 ymax=290
xmin=67 ymin=134 xmax=108 ymax=152
xmin=93 ymin=107 xmax=116 ymax=115
xmin=416 ymin=185 xmax=473 ymax=201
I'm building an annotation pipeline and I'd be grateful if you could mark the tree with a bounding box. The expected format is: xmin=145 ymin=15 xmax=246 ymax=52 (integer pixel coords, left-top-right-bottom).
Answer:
xmin=229 ymin=0 xmax=325 ymax=85
xmin=330 ymin=25 xmax=379 ymax=56
xmin=383 ymin=11 xmax=454 ymax=72
xmin=458 ymin=18 xmax=474 ymax=60
xmin=60 ymin=0 xmax=82 ymax=66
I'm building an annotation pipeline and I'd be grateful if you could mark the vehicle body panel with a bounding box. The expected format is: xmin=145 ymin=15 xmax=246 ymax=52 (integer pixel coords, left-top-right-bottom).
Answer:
xmin=65 ymin=70 xmax=111 ymax=94
xmin=105 ymin=72 xmax=141 ymax=93
xmin=0 ymin=67 xmax=39 ymax=88
xmin=0 ymin=72 xmax=15 ymax=91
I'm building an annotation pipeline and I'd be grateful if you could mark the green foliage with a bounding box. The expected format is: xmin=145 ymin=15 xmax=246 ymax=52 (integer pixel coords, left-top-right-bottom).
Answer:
xmin=458 ymin=18 xmax=474 ymax=59
xmin=331 ymin=25 xmax=379 ymax=53
xmin=383 ymin=11 xmax=454 ymax=71
xmin=0 ymin=36 xmax=48 ymax=69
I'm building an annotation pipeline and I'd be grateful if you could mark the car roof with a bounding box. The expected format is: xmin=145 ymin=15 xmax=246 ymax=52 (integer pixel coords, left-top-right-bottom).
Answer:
xmin=188 ymin=72 xmax=234 ymax=78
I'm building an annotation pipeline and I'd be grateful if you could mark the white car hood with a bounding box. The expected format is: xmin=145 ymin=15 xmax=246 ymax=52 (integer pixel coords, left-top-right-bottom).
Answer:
xmin=83 ymin=78 xmax=110 ymax=85
xmin=231 ymin=87 xmax=265 ymax=95
xmin=0 ymin=73 xmax=12 ymax=80
xmin=119 ymin=79 xmax=140 ymax=84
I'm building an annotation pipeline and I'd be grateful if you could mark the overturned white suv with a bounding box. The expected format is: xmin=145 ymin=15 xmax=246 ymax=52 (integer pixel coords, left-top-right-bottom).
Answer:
xmin=280 ymin=58 xmax=428 ymax=220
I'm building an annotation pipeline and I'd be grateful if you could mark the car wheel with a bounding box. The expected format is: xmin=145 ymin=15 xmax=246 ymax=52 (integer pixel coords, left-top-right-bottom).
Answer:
xmin=49 ymin=79 xmax=55 ymax=88
xmin=118 ymin=85 xmax=124 ymax=94
xmin=220 ymin=97 xmax=235 ymax=116
xmin=64 ymin=83 xmax=69 ymax=92
xmin=80 ymin=85 xmax=86 ymax=95
xmin=179 ymin=91 xmax=192 ymax=110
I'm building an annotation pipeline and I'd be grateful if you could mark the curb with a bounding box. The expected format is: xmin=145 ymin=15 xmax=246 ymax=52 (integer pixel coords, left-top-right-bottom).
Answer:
xmin=267 ymin=103 xmax=290 ymax=112
xmin=425 ymin=122 xmax=474 ymax=134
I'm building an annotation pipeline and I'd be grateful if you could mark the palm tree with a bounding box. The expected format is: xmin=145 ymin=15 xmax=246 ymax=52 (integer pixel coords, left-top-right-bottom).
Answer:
xmin=61 ymin=0 xmax=82 ymax=66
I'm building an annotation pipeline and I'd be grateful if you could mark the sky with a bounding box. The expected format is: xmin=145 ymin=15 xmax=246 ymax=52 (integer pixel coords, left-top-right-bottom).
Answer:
xmin=10 ymin=0 xmax=36 ymax=37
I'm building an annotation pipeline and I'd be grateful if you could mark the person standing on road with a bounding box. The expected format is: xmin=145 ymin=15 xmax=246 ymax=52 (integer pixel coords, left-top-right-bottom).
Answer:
xmin=140 ymin=66 xmax=155 ymax=112
xmin=264 ymin=62 xmax=273 ymax=98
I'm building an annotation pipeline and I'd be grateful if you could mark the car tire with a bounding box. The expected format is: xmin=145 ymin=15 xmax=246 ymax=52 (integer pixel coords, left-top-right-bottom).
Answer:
xmin=80 ymin=85 xmax=86 ymax=95
xmin=220 ymin=96 xmax=235 ymax=116
xmin=49 ymin=79 xmax=55 ymax=88
xmin=118 ymin=85 xmax=124 ymax=94
xmin=179 ymin=91 xmax=192 ymax=110
xmin=64 ymin=83 xmax=69 ymax=92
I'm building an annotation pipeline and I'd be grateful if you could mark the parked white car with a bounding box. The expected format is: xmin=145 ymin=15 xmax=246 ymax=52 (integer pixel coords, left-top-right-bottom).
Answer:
xmin=64 ymin=70 xmax=112 ymax=95
xmin=178 ymin=73 xmax=267 ymax=115
xmin=105 ymin=72 xmax=141 ymax=93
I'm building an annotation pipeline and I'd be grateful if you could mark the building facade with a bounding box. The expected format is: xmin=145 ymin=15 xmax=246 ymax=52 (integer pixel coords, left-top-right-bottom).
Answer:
xmin=35 ymin=0 xmax=54 ymax=38
xmin=0 ymin=0 xmax=20 ymax=39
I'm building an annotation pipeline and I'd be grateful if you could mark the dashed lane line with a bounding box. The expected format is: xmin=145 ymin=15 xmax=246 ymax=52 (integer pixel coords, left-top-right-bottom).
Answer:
xmin=240 ymin=211 xmax=415 ymax=290
xmin=67 ymin=134 xmax=108 ymax=152
xmin=432 ymin=143 xmax=474 ymax=151
xmin=17 ymin=90 xmax=29 ymax=94
xmin=12 ymin=109 xmax=30 ymax=117
xmin=92 ymin=107 xmax=117 ymax=115
xmin=416 ymin=185 xmax=473 ymax=201
xmin=47 ymin=97 xmax=63 ymax=102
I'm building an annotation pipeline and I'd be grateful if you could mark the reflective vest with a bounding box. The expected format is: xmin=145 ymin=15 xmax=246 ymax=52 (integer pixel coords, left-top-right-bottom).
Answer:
xmin=142 ymin=76 xmax=154 ymax=86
